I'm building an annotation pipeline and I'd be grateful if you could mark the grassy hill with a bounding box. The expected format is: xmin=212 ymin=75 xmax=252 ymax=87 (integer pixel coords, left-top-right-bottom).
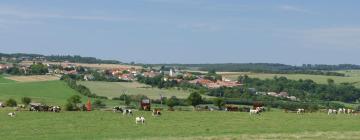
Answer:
xmin=78 ymin=81 xmax=196 ymax=99
xmin=0 ymin=110 xmax=359 ymax=140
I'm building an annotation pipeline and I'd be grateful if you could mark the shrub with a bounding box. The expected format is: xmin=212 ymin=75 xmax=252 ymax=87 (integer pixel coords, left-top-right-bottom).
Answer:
xmin=166 ymin=96 xmax=179 ymax=109
xmin=66 ymin=95 xmax=82 ymax=111
xmin=187 ymin=92 xmax=203 ymax=109
xmin=21 ymin=97 xmax=31 ymax=106
xmin=6 ymin=98 xmax=17 ymax=107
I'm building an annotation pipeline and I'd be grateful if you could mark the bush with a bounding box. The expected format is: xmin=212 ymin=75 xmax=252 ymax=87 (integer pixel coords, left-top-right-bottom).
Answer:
xmin=187 ymin=92 xmax=203 ymax=109
xmin=65 ymin=95 xmax=82 ymax=111
xmin=6 ymin=98 xmax=17 ymax=107
xmin=21 ymin=97 xmax=31 ymax=106
xmin=166 ymin=96 xmax=179 ymax=109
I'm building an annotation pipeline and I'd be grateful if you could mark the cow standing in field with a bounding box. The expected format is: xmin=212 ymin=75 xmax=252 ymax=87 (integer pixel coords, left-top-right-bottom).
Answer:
xmin=123 ymin=109 xmax=133 ymax=116
xmin=297 ymin=108 xmax=305 ymax=114
xmin=135 ymin=117 xmax=145 ymax=124
xmin=249 ymin=107 xmax=262 ymax=115
xmin=152 ymin=109 xmax=161 ymax=116
xmin=8 ymin=112 xmax=16 ymax=117
xmin=113 ymin=106 xmax=123 ymax=113
xmin=328 ymin=109 xmax=337 ymax=115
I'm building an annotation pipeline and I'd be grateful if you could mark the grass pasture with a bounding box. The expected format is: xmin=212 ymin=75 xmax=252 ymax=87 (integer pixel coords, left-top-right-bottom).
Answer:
xmin=0 ymin=80 xmax=119 ymax=107
xmin=0 ymin=110 xmax=359 ymax=140
xmin=79 ymin=81 xmax=195 ymax=99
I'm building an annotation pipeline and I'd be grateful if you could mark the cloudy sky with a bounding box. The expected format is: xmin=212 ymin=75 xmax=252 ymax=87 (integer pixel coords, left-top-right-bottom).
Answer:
xmin=0 ymin=0 xmax=359 ymax=64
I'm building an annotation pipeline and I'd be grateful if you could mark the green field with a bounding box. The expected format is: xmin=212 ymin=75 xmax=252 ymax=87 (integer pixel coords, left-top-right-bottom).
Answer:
xmin=0 ymin=80 xmax=119 ymax=106
xmin=0 ymin=110 xmax=359 ymax=140
xmin=79 ymin=81 xmax=195 ymax=99
xmin=221 ymin=70 xmax=360 ymax=88
xmin=0 ymin=75 xmax=15 ymax=83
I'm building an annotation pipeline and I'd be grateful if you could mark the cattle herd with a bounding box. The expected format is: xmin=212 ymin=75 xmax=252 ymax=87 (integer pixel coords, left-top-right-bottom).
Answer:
xmin=3 ymin=104 xmax=358 ymax=124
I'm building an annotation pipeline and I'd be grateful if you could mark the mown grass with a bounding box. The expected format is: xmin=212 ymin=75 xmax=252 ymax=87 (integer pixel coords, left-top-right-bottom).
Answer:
xmin=0 ymin=110 xmax=359 ymax=140
xmin=78 ymin=81 xmax=195 ymax=99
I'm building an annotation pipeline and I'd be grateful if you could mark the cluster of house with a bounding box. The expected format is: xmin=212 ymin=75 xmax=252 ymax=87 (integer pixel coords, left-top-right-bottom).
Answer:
xmin=256 ymin=91 xmax=298 ymax=101
xmin=0 ymin=64 xmax=11 ymax=70
xmin=189 ymin=77 xmax=242 ymax=89
xmin=1 ymin=56 xmax=45 ymax=62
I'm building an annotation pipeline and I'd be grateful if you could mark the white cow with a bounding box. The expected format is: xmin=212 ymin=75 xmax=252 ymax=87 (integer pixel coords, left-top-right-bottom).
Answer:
xmin=8 ymin=112 xmax=16 ymax=117
xmin=328 ymin=109 xmax=337 ymax=115
xmin=135 ymin=117 xmax=145 ymax=124
xmin=297 ymin=108 xmax=305 ymax=114
xmin=249 ymin=107 xmax=261 ymax=115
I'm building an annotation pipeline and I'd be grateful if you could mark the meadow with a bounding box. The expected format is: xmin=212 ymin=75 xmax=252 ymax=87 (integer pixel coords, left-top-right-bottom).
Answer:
xmin=0 ymin=80 xmax=119 ymax=106
xmin=4 ymin=75 xmax=60 ymax=82
xmin=78 ymin=81 xmax=195 ymax=99
xmin=0 ymin=75 xmax=15 ymax=83
xmin=0 ymin=110 xmax=359 ymax=140
xmin=219 ymin=70 xmax=360 ymax=88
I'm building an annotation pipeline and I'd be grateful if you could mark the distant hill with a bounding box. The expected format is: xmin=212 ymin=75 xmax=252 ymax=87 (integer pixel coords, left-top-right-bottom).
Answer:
xmin=0 ymin=53 xmax=121 ymax=64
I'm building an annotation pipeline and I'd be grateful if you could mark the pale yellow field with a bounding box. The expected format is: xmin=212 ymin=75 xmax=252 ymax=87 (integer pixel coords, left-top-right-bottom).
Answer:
xmin=5 ymin=75 xmax=60 ymax=82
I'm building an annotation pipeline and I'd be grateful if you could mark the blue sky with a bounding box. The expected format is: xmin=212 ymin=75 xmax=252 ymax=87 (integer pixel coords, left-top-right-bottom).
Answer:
xmin=0 ymin=0 xmax=359 ymax=64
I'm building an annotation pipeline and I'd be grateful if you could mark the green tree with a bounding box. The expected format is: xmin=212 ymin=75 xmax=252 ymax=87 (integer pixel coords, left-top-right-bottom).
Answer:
xmin=166 ymin=96 xmax=179 ymax=110
xmin=213 ymin=98 xmax=225 ymax=110
xmin=120 ymin=94 xmax=131 ymax=106
xmin=65 ymin=95 xmax=82 ymax=111
xmin=6 ymin=98 xmax=17 ymax=107
xmin=21 ymin=97 xmax=31 ymax=106
xmin=187 ymin=92 xmax=203 ymax=109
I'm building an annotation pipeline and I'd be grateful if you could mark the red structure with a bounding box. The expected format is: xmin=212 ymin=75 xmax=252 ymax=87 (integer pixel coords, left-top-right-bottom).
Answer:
xmin=140 ymin=99 xmax=151 ymax=111
xmin=86 ymin=98 xmax=92 ymax=111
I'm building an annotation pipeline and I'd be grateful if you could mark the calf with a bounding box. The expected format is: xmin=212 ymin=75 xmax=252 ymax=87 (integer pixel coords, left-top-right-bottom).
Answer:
xmin=328 ymin=109 xmax=337 ymax=115
xmin=8 ymin=112 xmax=16 ymax=117
xmin=135 ymin=117 xmax=145 ymax=124
xmin=152 ymin=109 xmax=161 ymax=116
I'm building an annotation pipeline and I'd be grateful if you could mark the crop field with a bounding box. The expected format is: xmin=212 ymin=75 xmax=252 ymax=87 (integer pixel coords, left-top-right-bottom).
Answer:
xmin=0 ymin=110 xmax=359 ymax=140
xmin=5 ymin=75 xmax=60 ymax=82
xmin=220 ymin=71 xmax=360 ymax=88
xmin=78 ymin=81 xmax=197 ymax=99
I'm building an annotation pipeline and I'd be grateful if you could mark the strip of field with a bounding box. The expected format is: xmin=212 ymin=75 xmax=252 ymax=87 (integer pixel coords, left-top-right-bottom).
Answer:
xmin=79 ymin=81 xmax=195 ymax=99
xmin=0 ymin=111 xmax=359 ymax=140
xmin=220 ymin=71 xmax=360 ymax=88
xmin=4 ymin=75 xmax=60 ymax=82
xmin=20 ymin=61 xmax=141 ymax=69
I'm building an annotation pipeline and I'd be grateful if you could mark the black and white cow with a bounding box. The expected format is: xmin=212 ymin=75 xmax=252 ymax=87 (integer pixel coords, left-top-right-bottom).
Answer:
xmin=113 ymin=106 xmax=123 ymax=113
xmin=123 ymin=109 xmax=133 ymax=116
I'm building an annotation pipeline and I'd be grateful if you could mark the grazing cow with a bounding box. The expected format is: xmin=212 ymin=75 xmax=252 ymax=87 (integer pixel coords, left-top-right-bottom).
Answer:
xmin=135 ymin=117 xmax=145 ymax=124
xmin=123 ymin=109 xmax=133 ymax=116
xmin=52 ymin=106 xmax=61 ymax=112
xmin=152 ymin=109 xmax=161 ymax=116
xmin=249 ymin=107 xmax=261 ymax=115
xmin=0 ymin=102 xmax=4 ymax=108
xmin=297 ymin=108 xmax=305 ymax=114
xmin=347 ymin=109 xmax=354 ymax=114
xmin=328 ymin=109 xmax=337 ymax=115
xmin=8 ymin=112 xmax=16 ymax=117
xmin=113 ymin=106 xmax=123 ymax=113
